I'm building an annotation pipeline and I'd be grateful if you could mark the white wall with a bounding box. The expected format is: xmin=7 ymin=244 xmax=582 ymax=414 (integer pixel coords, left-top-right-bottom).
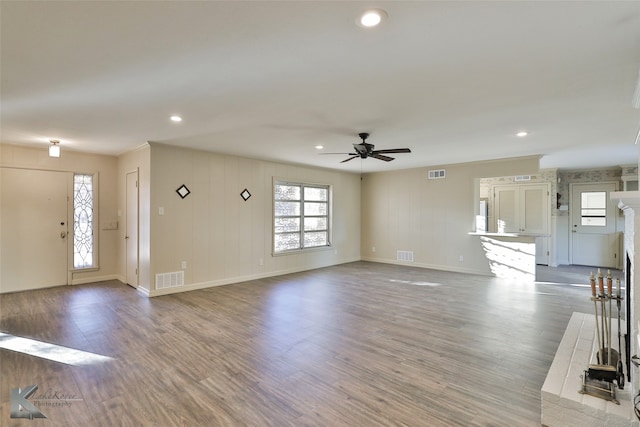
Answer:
xmin=145 ymin=143 xmax=361 ymax=295
xmin=360 ymin=156 xmax=540 ymax=275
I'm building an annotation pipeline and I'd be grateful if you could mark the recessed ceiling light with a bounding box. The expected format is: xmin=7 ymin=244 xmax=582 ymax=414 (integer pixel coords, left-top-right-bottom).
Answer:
xmin=516 ymin=131 xmax=528 ymax=137
xmin=358 ymin=9 xmax=387 ymax=28
xmin=170 ymin=115 xmax=182 ymax=122
xmin=315 ymin=145 xmax=324 ymax=150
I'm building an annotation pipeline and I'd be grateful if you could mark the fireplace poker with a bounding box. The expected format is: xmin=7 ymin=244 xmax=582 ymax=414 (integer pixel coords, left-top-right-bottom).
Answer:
xmin=607 ymin=270 xmax=613 ymax=366
xmin=590 ymin=272 xmax=603 ymax=356
xmin=616 ymin=277 xmax=625 ymax=389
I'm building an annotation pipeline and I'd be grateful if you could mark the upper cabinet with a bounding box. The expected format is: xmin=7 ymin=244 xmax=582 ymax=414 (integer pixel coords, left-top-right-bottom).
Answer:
xmin=494 ymin=183 xmax=550 ymax=235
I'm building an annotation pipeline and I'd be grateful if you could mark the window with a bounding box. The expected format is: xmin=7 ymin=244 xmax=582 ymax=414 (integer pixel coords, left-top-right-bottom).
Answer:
xmin=73 ymin=174 xmax=95 ymax=268
xmin=580 ymin=191 xmax=606 ymax=227
xmin=274 ymin=181 xmax=330 ymax=253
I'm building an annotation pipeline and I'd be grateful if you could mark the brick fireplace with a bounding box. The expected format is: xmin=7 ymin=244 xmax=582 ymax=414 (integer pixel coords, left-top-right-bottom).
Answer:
xmin=540 ymin=191 xmax=640 ymax=427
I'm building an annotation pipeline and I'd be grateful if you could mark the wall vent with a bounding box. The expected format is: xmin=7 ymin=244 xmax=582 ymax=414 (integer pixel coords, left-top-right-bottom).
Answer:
xmin=515 ymin=175 xmax=531 ymax=182
xmin=155 ymin=271 xmax=184 ymax=289
xmin=397 ymin=250 xmax=414 ymax=262
xmin=428 ymin=169 xmax=446 ymax=179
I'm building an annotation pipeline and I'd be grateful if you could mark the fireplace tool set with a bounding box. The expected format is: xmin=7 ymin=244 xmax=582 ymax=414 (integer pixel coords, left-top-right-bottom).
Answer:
xmin=580 ymin=269 xmax=625 ymax=404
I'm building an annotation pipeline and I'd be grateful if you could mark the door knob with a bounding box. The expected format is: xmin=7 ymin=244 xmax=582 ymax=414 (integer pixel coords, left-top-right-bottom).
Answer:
xmin=125 ymin=235 xmax=129 ymax=240
xmin=60 ymin=231 xmax=67 ymax=238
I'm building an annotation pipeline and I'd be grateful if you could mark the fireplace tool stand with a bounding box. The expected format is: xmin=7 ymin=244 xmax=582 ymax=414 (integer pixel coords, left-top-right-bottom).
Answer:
xmin=580 ymin=269 xmax=624 ymax=404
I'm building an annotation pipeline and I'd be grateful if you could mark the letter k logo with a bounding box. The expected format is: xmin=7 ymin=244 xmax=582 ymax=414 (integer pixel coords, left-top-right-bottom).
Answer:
xmin=10 ymin=385 xmax=47 ymax=419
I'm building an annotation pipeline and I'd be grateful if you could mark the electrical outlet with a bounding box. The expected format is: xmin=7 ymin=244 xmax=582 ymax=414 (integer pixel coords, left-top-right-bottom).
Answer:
xmin=372 ymin=246 xmax=376 ymax=252
xmin=181 ymin=261 xmax=187 ymax=269
xmin=259 ymin=258 xmax=264 ymax=266
xmin=459 ymin=255 xmax=464 ymax=262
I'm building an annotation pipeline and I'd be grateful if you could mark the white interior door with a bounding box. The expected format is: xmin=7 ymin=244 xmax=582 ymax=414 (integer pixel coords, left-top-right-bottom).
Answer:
xmin=570 ymin=182 xmax=619 ymax=268
xmin=1 ymin=168 xmax=70 ymax=293
xmin=125 ymin=170 xmax=139 ymax=287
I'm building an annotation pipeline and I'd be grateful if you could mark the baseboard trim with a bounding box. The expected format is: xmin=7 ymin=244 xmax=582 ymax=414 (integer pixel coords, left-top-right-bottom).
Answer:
xmin=146 ymin=257 xmax=361 ymax=297
xmin=360 ymin=256 xmax=491 ymax=276
xmin=71 ymin=274 xmax=120 ymax=285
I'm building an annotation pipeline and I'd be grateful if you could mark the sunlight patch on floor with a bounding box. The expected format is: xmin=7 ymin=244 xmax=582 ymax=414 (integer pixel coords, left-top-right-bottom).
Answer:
xmin=0 ymin=333 xmax=113 ymax=366
xmin=389 ymin=279 xmax=442 ymax=287
xmin=479 ymin=236 xmax=536 ymax=281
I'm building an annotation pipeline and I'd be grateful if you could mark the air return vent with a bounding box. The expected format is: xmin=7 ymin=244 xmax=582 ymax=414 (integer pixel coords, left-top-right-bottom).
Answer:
xmin=397 ymin=250 xmax=414 ymax=262
xmin=428 ymin=169 xmax=446 ymax=179
xmin=155 ymin=271 xmax=184 ymax=289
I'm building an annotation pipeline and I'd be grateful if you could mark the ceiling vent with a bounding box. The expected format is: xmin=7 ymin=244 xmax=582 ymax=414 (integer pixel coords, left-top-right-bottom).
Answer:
xmin=428 ymin=169 xmax=446 ymax=179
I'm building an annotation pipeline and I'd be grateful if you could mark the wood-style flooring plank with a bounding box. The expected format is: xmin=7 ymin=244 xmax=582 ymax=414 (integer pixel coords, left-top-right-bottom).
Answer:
xmin=0 ymin=261 xmax=604 ymax=426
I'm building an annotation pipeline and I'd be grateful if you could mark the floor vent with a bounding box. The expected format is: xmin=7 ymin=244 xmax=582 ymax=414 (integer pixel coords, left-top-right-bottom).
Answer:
xmin=397 ymin=250 xmax=414 ymax=262
xmin=156 ymin=271 xmax=184 ymax=289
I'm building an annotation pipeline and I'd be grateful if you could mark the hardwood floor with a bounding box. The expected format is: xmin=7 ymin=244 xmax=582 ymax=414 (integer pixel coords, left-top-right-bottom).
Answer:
xmin=0 ymin=261 xmax=606 ymax=426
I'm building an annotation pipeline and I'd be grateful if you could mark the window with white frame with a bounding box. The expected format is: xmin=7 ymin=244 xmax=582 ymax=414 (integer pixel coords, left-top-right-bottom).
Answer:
xmin=580 ymin=191 xmax=607 ymax=227
xmin=73 ymin=173 xmax=95 ymax=269
xmin=274 ymin=181 xmax=330 ymax=253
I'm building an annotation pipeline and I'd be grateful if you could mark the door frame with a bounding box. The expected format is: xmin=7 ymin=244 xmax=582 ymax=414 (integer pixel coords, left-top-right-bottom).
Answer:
xmin=125 ymin=169 xmax=139 ymax=288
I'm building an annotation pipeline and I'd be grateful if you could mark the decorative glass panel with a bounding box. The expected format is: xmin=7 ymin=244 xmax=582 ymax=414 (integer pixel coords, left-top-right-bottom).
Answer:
xmin=275 ymin=201 xmax=300 ymax=216
xmin=275 ymin=233 xmax=300 ymax=252
xmin=275 ymin=185 xmax=300 ymax=200
xmin=74 ymin=174 xmax=94 ymax=268
xmin=304 ymin=202 xmax=327 ymax=216
xmin=304 ymin=231 xmax=327 ymax=247
xmin=304 ymin=217 xmax=327 ymax=231
xmin=275 ymin=217 xmax=300 ymax=233
xmin=304 ymin=187 xmax=327 ymax=201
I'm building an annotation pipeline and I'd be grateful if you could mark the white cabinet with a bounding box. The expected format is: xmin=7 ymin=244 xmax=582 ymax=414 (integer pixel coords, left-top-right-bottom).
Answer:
xmin=494 ymin=184 xmax=550 ymax=234
xmin=494 ymin=183 xmax=551 ymax=265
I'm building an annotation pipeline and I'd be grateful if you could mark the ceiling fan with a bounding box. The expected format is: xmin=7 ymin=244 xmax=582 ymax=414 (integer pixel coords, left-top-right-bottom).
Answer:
xmin=332 ymin=133 xmax=412 ymax=163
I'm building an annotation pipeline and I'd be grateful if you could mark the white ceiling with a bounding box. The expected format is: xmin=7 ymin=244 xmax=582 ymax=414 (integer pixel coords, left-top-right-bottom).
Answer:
xmin=2 ymin=1 xmax=640 ymax=173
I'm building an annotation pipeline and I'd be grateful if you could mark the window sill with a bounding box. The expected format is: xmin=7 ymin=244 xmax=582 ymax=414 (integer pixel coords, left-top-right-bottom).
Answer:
xmin=272 ymin=245 xmax=332 ymax=257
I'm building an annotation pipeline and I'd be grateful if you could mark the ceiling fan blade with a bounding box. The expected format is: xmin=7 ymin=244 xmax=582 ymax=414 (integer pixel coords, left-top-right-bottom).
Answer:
xmin=319 ymin=152 xmax=356 ymax=155
xmin=370 ymin=153 xmax=394 ymax=162
xmin=340 ymin=155 xmax=359 ymax=163
xmin=373 ymin=148 xmax=411 ymax=154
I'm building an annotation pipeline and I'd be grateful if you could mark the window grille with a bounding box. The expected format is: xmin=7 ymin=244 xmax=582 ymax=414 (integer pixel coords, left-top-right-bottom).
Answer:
xmin=274 ymin=181 xmax=330 ymax=253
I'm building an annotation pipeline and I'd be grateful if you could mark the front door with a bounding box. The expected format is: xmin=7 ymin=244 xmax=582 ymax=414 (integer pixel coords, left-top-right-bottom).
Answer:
xmin=1 ymin=168 xmax=70 ymax=293
xmin=570 ymin=182 xmax=619 ymax=268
